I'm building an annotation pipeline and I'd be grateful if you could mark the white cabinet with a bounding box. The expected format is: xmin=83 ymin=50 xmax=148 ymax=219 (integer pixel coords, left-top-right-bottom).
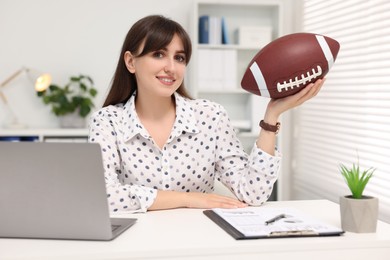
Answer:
xmin=0 ymin=128 xmax=89 ymax=142
xmin=189 ymin=0 xmax=283 ymax=153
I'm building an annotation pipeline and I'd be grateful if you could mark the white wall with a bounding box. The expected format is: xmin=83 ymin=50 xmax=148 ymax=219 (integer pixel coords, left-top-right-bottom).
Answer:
xmin=0 ymin=0 xmax=297 ymax=129
xmin=0 ymin=0 xmax=194 ymax=128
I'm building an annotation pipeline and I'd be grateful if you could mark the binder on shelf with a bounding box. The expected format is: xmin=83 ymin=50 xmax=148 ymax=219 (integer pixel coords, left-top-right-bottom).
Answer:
xmin=197 ymin=49 xmax=237 ymax=91
xmin=231 ymin=120 xmax=251 ymax=132
xmin=44 ymin=136 xmax=88 ymax=143
xmin=197 ymin=49 xmax=211 ymax=88
xmin=0 ymin=136 xmax=21 ymax=142
xmin=198 ymin=15 xmax=209 ymax=44
xmin=222 ymin=49 xmax=237 ymax=89
xmin=249 ymin=95 xmax=268 ymax=133
xmin=235 ymin=26 xmax=272 ymax=48
xmin=204 ymin=207 xmax=344 ymax=240
xmin=209 ymin=16 xmax=222 ymax=45
xmin=0 ymin=136 xmax=39 ymax=142
xmin=221 ymin=17 xmax=229 ymax=44
xmin=209 ymin=50 xmax=224 ymax=89
xmin=198 ymin=15 xmax=222 ymax=45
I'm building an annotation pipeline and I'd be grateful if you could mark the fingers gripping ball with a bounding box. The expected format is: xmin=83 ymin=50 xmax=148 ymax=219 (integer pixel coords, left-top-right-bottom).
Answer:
xmin=241 ymin=33 xmax=340 ymax=99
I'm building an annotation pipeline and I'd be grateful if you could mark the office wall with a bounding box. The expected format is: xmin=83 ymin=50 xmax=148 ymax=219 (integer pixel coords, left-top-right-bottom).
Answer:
xmin=0 ymin=0 xmax=297 ymax=128
xmin=0 ymin=0 xmax=193 ymax=128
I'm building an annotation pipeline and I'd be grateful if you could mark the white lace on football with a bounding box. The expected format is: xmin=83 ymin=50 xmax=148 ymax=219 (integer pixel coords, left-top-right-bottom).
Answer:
xmin=277 ymin=65 xmax=322 ymax=93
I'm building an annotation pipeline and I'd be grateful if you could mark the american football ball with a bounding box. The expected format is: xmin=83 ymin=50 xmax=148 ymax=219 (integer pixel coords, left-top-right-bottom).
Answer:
xmin=241 ymin=32 xmax=340 ymax=99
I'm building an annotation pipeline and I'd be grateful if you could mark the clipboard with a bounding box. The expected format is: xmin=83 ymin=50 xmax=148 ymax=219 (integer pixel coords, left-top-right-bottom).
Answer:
xmin=204 ymin=207 xmax=344 ymax=240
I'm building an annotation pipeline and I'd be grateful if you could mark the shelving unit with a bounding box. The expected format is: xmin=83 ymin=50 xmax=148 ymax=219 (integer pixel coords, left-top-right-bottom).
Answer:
xmin=189 ymin=0 xmax=283 ymax=153
xmin=189 ymin=0 xmax=283 ymax=201
xmin=0 ymin=128 xmax=89 ymax=142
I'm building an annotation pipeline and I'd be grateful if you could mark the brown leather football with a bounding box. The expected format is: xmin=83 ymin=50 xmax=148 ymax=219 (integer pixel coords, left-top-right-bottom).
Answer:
xmin=241 ymin=33 xmax=340 ymax=99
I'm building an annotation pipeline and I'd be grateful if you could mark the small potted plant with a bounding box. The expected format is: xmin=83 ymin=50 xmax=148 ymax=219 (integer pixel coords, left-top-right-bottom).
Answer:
xmin=339 ymin=156 xmax=378 ymax=233
xmin=37 ymin=74 xmax=98 ymax=128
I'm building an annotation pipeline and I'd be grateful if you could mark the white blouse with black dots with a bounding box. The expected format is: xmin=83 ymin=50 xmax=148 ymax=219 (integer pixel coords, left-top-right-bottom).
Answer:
xmin=89 ymin=92 xmax=281 ymax=213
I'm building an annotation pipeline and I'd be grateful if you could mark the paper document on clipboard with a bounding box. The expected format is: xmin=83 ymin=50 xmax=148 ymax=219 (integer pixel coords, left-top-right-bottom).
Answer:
xmin=204 ymin=207 xmax=344 ymax=240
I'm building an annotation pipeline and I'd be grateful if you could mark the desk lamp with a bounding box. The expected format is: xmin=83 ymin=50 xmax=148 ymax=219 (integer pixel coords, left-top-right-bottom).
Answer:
xmin=0 ymin=67 xmax=51 ymax=128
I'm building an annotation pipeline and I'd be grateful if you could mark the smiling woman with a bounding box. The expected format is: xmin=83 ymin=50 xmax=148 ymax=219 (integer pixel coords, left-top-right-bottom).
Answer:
xmin=88 ymin=14 xmax=324 ymax=213
xmin=123 ymin=34 xmax=187 ymax=100
xmin=103 ymin=15 xmax=193 ymax=107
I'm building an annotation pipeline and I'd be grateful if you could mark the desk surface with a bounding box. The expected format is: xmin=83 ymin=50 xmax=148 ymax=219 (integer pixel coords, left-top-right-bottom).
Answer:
xmin=1 ymin=200 xmax=390 ymax=260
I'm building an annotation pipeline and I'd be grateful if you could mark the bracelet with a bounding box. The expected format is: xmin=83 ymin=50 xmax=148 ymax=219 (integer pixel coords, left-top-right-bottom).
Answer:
xmin=259 ymin=120 xmax=280 ymax=134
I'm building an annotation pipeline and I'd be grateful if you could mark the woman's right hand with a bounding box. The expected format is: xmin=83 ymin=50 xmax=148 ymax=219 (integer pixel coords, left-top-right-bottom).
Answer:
xmin=148 ymin=190 xmax=247 ymax=211
xmin=184 ymin=192 xmax=247 ymax=209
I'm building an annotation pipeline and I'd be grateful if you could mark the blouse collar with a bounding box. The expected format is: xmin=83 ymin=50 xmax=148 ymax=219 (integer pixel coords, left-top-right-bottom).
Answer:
xmin=122 ymin=92 xmax=200 ymax=143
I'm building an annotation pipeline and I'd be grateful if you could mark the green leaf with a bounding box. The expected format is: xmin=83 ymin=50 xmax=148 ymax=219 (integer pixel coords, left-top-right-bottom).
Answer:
xmin=70 ymin=76 xmax=80 ymax=82
xmin=49 ymin=84 xmax=60 ymax=91
xmin=86 ymin=76 xmax=94 ymax=84
xmin=42 ymin=96 xmax=51 ymax=104
xmin=339 ymin=161 xmax=375 ymax=199
xmin=72 ymin=96 xmax=83 ymax=105
xmin=79 ymin=104 xmax=91 ymax=117
xmin=79 ymin=82 xmax=87 ymax=92
xmin=89 ymin=88 xmax=97 ymax=97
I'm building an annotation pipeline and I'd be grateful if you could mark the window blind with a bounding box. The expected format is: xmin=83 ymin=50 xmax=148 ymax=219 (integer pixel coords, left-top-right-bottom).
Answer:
xmin=292 ymin=0 xmax=390 ymax=222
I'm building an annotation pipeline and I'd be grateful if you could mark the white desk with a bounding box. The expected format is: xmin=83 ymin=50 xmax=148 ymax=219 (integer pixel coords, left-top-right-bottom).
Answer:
xmin=1 ymin=200 xmax=389 ymax=260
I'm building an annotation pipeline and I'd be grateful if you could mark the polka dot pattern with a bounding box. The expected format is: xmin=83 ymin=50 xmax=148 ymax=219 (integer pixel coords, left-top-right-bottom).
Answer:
xmin=89 ymin=92 xmax=281 ymax=212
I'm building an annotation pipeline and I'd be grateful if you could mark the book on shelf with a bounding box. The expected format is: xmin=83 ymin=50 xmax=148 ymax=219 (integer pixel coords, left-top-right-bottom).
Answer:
xmin=0 ymin=136 xmax=39 ymax=142
xmin=198 ymin=15 xmax=209 ymax=44
xmin=198 ymin=15 xmax=224 ymax=45
xmin=221 ymin=17 xmax=229 ymax=44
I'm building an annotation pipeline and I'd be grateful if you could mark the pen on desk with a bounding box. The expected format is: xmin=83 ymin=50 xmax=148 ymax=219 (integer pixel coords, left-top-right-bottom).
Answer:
xmin=264 ymin=214 xmax=286 ymax=225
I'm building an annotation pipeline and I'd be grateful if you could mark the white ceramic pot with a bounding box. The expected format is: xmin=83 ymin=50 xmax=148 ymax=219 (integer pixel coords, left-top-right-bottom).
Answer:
xmin=59 ymin=112 xmax=86 ymax=128
xmin=340 ymin=195 xmax=378 ymax=233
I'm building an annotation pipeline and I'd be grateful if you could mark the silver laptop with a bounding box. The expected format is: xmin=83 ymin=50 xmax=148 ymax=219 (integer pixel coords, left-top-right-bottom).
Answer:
xmin=0 ymin=141 xmax=136 ymax=240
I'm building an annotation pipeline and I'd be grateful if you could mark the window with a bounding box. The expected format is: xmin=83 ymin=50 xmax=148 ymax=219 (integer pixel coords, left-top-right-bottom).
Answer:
xmin=292 ymin=0 xmax=390 ymax=222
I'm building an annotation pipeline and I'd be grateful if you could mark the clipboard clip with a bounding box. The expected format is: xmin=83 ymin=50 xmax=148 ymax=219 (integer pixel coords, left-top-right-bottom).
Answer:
xmin=269 ymin=230 xmax=319 ymax=237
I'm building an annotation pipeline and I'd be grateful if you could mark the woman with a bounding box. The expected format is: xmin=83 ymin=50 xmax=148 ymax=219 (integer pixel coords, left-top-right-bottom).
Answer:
xmin=89 ymin=15 xmax=324 ymax=212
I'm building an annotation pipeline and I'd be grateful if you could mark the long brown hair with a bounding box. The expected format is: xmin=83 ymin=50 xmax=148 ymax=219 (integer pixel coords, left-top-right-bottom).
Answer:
xmin=103 ymin=15 xmax=192 ymax=107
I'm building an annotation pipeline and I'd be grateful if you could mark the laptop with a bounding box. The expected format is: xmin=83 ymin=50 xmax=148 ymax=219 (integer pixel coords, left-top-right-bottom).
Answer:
xmin=0 ymin=141 xmax=136 ymax=240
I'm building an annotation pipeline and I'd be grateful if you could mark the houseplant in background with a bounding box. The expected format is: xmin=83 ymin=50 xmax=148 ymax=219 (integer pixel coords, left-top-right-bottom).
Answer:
xmin=37 ymin=74 xmax=98 ymax=128
xmin=339 ymin=156 xmax=378 ymax=233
